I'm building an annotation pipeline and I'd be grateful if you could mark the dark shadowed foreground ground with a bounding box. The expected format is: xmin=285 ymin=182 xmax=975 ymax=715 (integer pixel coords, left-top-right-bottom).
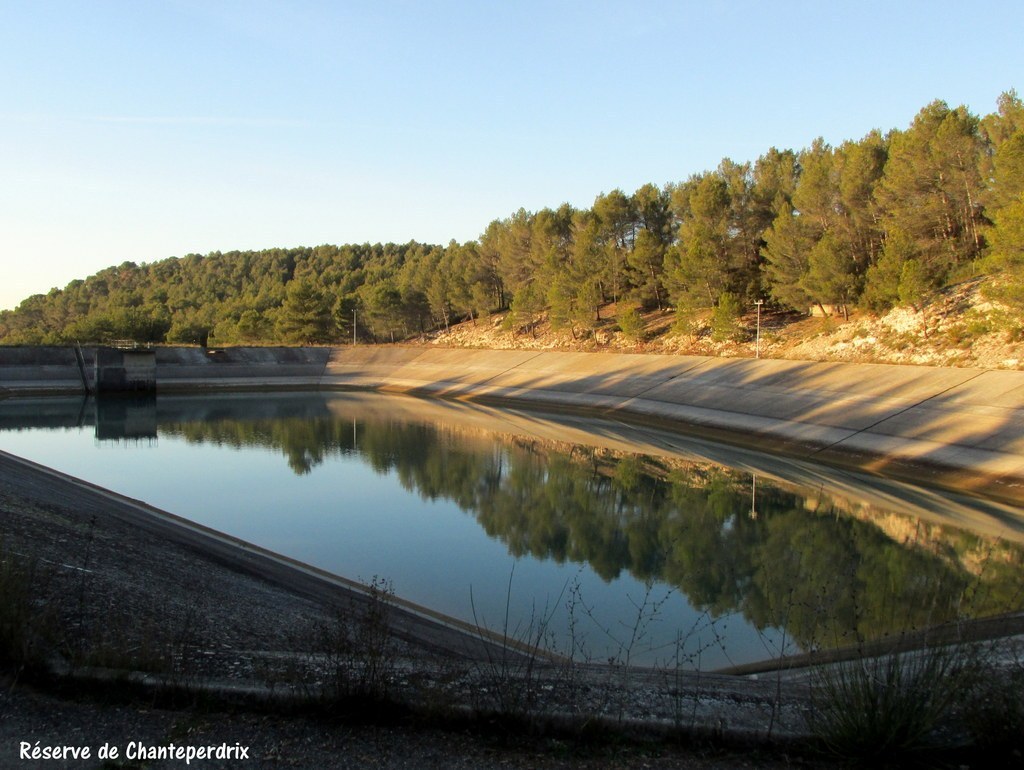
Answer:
xmin=2 ymin=683 xmax=816 ymax=769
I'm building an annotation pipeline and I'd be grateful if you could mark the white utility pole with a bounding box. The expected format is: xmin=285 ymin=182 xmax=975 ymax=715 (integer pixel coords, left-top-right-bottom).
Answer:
xmin=754 ymin=300 xmax=764 ymax=359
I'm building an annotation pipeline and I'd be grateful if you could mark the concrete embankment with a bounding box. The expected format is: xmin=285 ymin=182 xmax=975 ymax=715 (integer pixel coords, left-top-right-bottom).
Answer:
xmin=2 ymin=344 xmax=1024 ymax=501
xmin=0 ymin=345 xmax=330 ymax=394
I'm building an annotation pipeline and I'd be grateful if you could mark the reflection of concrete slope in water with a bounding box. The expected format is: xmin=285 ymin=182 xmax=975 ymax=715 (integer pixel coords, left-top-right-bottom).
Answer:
xmin=147 ymin=389 xmax=1024 ymax=542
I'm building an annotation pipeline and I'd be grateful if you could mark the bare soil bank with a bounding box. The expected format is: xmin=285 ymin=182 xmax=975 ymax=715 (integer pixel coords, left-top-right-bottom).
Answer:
xmin=426 ymin=278 xmax=1024 ymax=372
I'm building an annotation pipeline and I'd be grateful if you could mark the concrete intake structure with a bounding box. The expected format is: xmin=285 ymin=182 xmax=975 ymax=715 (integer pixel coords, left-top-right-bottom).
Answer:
xmin=93 ymin=346 xmax=156 ymax=392
xmin=1 ymin=345 xmax=1023 ymax=502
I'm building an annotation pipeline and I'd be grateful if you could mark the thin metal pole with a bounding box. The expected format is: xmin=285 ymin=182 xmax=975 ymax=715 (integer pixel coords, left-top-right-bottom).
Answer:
xmin=353 ymin=309 xmax=357 ymax=346
xmin=754 ymin=300 xmax=763 ymax=359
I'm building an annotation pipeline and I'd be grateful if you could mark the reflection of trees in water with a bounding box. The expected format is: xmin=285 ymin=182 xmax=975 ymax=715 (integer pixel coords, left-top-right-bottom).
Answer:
xmin=162 ymin=414 xmax=1024 ymax=649
xmin=166 ymin=417 xmax=357 ymax=475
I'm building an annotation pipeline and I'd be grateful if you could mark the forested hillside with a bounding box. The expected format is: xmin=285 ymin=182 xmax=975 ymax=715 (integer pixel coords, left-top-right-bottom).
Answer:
xmin=3 ymin=93 xmax=1023 ymax=348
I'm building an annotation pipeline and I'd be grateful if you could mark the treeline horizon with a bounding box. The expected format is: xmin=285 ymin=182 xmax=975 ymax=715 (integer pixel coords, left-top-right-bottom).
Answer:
xmin=3 ymin=91 xmax=1023 ymax=346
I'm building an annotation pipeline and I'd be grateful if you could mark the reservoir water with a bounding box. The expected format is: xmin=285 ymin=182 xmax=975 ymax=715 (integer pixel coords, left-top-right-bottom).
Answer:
xmin=2 ymin=390 xmax=1022 ymax=670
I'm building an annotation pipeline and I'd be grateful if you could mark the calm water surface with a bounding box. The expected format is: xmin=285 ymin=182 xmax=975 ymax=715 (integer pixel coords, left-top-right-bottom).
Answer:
xmin=2 ymin=390 xmax=1022 ymax=670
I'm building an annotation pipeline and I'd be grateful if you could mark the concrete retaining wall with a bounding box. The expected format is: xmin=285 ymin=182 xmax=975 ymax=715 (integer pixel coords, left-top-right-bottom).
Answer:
xmin=153 ymin=346 xmax=330 ymax=390
xmin=3 ymin=345 xmax=1023 ymax=500
xmin=0 ymin=346 xmax=330 ymax=394
xmin=0 ymin=345 xmax=87 ymax=394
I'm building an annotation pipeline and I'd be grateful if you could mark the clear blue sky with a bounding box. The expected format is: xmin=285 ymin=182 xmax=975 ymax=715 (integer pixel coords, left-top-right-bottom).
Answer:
xmin=1 ymin=0 xmax=1021 ymax=310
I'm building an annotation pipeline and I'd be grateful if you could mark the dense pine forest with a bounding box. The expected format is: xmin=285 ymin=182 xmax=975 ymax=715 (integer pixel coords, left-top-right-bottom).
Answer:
xmin=3 ymin=93 xmax=1023 ymax=347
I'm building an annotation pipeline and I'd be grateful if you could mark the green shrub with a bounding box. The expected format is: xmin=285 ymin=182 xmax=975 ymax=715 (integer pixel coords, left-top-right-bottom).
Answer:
xmin=710 ymin=293 xmax=743 ymax=342
xmin=809 ymin=644 xmax=973 ymax=761
xmin=616 ymin=305 xmax=646 ymax=343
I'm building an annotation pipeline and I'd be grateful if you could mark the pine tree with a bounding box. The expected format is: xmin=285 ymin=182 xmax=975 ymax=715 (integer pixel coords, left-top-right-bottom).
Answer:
xmin=875 ymin=101 xmax=986 ymax=287
xmin=276 ymin=278 xmax=334 ymax=343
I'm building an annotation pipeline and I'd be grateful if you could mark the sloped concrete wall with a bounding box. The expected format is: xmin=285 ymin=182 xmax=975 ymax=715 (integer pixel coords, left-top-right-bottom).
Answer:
xmin=322 ymin=347 xmax=1024 ymax=499
xmin=0 ymin=346 xmax=87 ymax=394
xmin=154 ymin=346 xmax=331 ymax=390
xmin=3 ymin=344 xmax=1023 ymax=499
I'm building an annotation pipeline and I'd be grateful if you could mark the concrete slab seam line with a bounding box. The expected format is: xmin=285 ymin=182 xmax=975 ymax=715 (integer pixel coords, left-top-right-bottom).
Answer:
xmin=469 ymin=350 xmax=548 ymax=389
xmin=615 ymin=357 xmax=719 ymax=403
xmin=807 ymin=368 xmax=991 ymax=458
xmin=316 ymin=350 xmax=331 ymax=384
